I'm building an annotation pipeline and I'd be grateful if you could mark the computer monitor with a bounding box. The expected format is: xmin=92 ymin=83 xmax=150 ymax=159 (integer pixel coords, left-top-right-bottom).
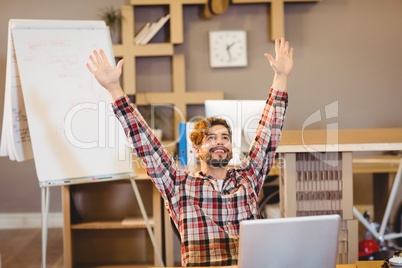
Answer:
xmin=204 ymin=100 xmax=266 ymax=165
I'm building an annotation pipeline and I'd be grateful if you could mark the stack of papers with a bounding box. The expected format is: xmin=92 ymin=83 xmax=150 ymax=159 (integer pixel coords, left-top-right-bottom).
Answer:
xmin=0 ymin=24 xmax=33 ymax=162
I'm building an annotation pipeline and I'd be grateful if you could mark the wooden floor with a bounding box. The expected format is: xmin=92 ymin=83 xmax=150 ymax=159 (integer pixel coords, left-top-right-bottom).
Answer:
xmin=0 ymin=228 xmax=64 ymax=268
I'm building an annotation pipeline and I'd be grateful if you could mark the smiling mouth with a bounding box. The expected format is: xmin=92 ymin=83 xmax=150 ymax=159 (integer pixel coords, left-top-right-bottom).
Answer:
xmin=210 ymin=148 xmax=227 ymax=154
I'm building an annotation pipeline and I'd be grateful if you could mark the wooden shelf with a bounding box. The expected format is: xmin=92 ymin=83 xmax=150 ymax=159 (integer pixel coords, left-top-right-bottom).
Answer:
xmin=75 ymin=265 xmax=151 ymax=268
xmin=232 ymin=0 xmax=321 ymax=41
xmin=113 ymin=43 xmax=174 ymax=57
xmin=74 ymin=262 xmax=153 ymax=268
xmin=71 ymin=218 xmax=155 ymax=230
xmin=233 ymin=0 xmax=319 ymax=2
xmin=130 ymin=0 xmax=206 ymax=5
xmin=63 ymin=180 xmax=163 ymax=267
xmin=352 ymin=155 xmax=401 ymax=174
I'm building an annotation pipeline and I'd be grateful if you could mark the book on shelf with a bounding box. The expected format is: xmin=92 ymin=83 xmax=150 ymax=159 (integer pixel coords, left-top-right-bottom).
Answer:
xmin=177 ymin=122 xmax=198 ymax=171
xmin=134 ymin=14 xmax=170 ymax=45
xmin=186 ymin=122 xmax=198 ymax=172
xmin=133 ymin=22 xmax=151 ymax=44
xmin=178 ymin=122 xmax=187 ymax=166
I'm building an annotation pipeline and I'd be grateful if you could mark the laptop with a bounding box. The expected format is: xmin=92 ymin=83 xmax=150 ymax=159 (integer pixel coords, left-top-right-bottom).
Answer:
xmin=237 ymin=214 xmax=341 ymax=268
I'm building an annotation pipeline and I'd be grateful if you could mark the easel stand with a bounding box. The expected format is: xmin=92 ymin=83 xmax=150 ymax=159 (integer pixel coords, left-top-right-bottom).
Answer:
xmin=41 ymin=186 xmax=50 ymax=268
xmin=41 ymin=178 xmax=165 ymax=268
xmin=130 ymin=178 xmax=165 ymax=267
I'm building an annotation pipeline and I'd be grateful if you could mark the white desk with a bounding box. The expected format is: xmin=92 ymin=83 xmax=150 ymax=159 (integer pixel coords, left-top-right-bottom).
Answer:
xmin=276 ymin=128 xmax=402 ymax=264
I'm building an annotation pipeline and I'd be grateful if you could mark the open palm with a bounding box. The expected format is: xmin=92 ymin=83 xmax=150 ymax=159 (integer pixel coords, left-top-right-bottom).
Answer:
xmin=265 ymin=38 xmax=293 ymax=78
xmin=86 ymin=49 xmax=124 ymax=91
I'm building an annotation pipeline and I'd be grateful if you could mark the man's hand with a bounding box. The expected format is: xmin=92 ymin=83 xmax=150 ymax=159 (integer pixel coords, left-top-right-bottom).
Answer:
xmin=264 ymin=38 xmax=294 ymax=92
xmin=265 ymin=37 xmax=293 ymax=77
xmin=86 ymin=49 xmax=125 ymax=100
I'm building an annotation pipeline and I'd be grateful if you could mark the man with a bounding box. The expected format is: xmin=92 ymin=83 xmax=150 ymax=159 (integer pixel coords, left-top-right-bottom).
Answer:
xmin=87 ymin=37 xmax=293 ymax=267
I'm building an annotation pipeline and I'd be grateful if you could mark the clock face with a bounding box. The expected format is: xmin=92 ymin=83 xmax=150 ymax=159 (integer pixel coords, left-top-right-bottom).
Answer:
xmin=209 ymin=30 xmax=248 ymax=68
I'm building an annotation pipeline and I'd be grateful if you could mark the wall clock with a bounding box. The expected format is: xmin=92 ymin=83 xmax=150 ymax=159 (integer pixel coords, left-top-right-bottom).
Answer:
xmin=209 ymin=30 xmax=248 ymax=68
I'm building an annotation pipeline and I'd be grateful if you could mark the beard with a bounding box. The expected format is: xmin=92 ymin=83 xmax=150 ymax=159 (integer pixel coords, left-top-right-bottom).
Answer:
xmin=200 ymin=148 xmax=232 ymax=168
xmin=208 ymin=157 xmax=230 ymax=168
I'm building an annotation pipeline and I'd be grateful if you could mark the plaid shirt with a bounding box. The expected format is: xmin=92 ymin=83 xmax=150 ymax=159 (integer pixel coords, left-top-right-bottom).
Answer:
xmin=113 ymin=88 xmax=288 ymax=267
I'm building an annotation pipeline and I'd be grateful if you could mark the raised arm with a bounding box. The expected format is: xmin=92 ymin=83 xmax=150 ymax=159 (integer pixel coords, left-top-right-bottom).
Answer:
xmin=86 ymin=49 xmax=125 ymax=100
xmin=86 ymin=49 xmax=184 ymax=205
xmin=243 ymin=38 xmax=292 ymax=195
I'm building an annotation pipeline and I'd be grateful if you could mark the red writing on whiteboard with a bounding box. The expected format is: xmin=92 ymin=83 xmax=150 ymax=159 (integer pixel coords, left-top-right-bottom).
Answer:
xmin=51 ymin=40 xmax=70 ymax=47
xmin=52 ymin=69 xmax=80 ymax=79
xmin=47 ymin=55 xmax=78 ymax=65
xmin=28 ymin=41 xmax=46 ymax=49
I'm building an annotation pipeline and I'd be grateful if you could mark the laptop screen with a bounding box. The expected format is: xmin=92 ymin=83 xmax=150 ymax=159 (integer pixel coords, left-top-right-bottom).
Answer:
xmin=238 ymin=215 xmax=341 ymax=268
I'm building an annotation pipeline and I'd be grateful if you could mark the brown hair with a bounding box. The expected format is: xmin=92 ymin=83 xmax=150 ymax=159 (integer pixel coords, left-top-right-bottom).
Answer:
xmin=189 ymin=117 xmax=232 ymax=146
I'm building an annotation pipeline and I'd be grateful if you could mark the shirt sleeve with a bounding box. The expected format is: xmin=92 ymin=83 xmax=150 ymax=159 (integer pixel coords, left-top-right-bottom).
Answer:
xmin=240 ymin=87 xmax=288 ymax=196
xmin=112 ymin=95 xmax=187 ymax=203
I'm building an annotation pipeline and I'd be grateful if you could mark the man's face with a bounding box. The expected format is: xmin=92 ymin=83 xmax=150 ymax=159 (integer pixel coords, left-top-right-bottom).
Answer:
xmin=196 ymin=124 xmax=233 ymax=168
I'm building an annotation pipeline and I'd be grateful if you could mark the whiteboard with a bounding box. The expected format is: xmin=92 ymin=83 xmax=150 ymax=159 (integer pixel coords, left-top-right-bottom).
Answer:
xmin=6 ymin=19 xmax=134 ymax=186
